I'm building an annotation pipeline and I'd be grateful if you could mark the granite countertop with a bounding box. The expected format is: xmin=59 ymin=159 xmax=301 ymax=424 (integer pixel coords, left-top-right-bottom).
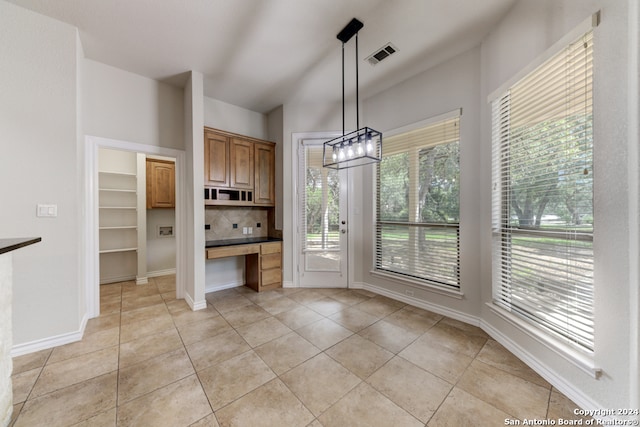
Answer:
xmin=0 ymin=237 xmax=41 ymax=255
xmin=205 ymin=236 xmax=282 ymax=248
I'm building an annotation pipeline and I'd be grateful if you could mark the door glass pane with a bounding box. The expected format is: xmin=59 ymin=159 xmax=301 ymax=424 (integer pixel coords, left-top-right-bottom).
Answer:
xmin=304 ymin=145 xmax=341 ymax=271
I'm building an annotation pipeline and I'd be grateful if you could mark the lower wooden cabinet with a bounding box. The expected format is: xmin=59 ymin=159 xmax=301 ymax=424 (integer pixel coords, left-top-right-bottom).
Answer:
xmin=205 ymin=241 xmax=282 ymax=292
xmin=246 ymin=242 xmax=282 ymax=292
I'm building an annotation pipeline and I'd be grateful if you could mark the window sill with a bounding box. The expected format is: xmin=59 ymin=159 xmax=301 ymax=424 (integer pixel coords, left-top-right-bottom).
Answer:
xmin=370 ymin=270 xmax=464 ymax=300
xmin=486 ymin=302 xmax=601 ymax=379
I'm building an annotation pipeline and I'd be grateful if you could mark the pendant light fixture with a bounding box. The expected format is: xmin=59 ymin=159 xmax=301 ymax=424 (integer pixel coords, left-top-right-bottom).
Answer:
xmin=323 ymin=18 xmax=382 ymax=169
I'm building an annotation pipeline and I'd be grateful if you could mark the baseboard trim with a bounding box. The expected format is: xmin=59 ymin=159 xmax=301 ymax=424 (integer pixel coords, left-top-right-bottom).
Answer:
xmin=184 ymin=291 xmax=207 ymax=311
xmin=480 ymin=319 xmax=600 ymax=413
xmin=282 ymin=280 xmax=295 ymax=288
xmin=100 ymin=274 xmax=135 ymax=285
xmin=11 ymin=312 xmax=89 ymax=357
xmin=135 ymin=276 xmax=148 ymax=285
xmin=147 ymin=268 xmax=176 ymax=278
xmin=352 ymin=281 xmax=481 ymax=327
xmin=205 ymin=280 xmax=244 ymax=294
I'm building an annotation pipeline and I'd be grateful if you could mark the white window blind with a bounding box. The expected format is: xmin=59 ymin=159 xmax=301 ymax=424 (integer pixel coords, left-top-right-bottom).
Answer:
xmin=376 ymin=116 xmax=460 ymax=289
xmin=491 ymin=31 xmax=594 ymax=351
xmin=299 ymin=144 xmax=340 ymax=252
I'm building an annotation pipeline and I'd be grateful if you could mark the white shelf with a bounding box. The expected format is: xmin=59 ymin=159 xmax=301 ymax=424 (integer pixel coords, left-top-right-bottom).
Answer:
xmin=99 ymin=171 xmax=136 ymax=176
xmin=99 ymin=247 xmax=137 ymax=254
xmin=99 ymin=226 xmax=137 ymax=230
xmin=99 ymin=206 xmax=137 ymax=210
xmin=99 ymin=188 xmax=137 ymax=193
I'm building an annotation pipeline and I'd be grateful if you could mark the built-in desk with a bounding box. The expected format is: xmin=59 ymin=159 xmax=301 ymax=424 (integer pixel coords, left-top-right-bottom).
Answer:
xmin=206 ymin=237 xmax=282 ymax=292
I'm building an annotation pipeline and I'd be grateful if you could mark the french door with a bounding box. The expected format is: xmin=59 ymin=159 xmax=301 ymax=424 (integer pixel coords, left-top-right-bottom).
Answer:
xmin=297 ymin=138 xmax=348 ymax=288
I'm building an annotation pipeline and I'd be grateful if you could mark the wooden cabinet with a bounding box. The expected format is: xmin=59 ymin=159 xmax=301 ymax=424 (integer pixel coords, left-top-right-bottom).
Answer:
xmin=203 ymin=127 xmax=276 ymax=207
xmin=230 ymin=138 xmax=254 ymax=189
xmin=205 ymin=131 xmax=229 ymax=187
xmin=246 ymin=242 xmax=282 ymax=292
xmin=254 ymin=142 xmax=275 ymax=206
xmin=146 ymin=159 xmax=175 ymax=208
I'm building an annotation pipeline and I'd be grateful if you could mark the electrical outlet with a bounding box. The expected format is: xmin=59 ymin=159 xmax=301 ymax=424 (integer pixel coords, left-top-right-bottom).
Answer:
xmin=256 ymin=223 xmax=261 ymax=228
xmin=204 ymin=224 xmax=211 ymax=230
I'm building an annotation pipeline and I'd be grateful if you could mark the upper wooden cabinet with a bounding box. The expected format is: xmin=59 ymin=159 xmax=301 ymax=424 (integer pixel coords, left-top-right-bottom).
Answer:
xmin=204 ymin=131 xmax=229 ymax=187
xmin=254 ymin=142 xmax=275 ymax=206
xmin=146 ymin=158 xmax=175 ymax=208
xmin=204 ymin=127 xmax=276 ymax=207
xmin=229 ymin=138 xmax=254 ymax=189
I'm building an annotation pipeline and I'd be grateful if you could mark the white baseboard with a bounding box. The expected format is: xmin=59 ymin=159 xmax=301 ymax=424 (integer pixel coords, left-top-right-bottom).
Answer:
xmin=480 ymin=319 xmax=600 ymax=413
xmin=147 ymin=268 xmax=176 ymax=278
xmin=282 ymin=280 xmax=295 ymax=288
xmin=135 ymin=276 xmax=148 ymax=285
xmin=100 ymin=274 xmax=135 ymax=285
xmin=353 ymin=281 xmax=481 ymax=327
xmin=184 ymin=291 xmax=207 ymax=311
xmin=205 ymin=280 xmax=244 ymax=294
xmin=11 ymin=312 xmax=89 ymax=357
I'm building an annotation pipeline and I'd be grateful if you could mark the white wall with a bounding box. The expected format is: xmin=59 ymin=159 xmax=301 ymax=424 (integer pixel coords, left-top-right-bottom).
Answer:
xmin=0 ymin=1 xmax=83 ymax=347
xmin=204 ymin=96 xmax=268 ymax=140
xmin=147 ymin=209 xmax=176 ymax=275
xmin=360 ymin=47 xmax=482 ymax=319
xmin=84 ymin=59 xmax=185 ymax=150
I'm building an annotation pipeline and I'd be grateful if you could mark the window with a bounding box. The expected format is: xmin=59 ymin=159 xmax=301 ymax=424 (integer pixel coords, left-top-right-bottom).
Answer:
xmin=376 ymin=114 xmax=460 ymax=289
xmin=491 ymin=30 xmax=594 ymax=351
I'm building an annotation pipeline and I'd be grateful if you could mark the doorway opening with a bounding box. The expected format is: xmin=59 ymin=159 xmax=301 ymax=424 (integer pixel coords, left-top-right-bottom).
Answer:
xmin=84 ymin=136 xmax=186 ymax=319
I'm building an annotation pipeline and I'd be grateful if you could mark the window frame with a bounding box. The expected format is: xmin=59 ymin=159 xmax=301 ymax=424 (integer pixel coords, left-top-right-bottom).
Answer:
xmin=488 ymin=13 xmax=601 ymax=376
xmin=374 ymin=110 xmax=462 ymax=293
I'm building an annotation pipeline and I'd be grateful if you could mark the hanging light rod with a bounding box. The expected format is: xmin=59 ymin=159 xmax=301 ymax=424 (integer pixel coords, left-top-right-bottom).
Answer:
xmin=323 ymin=17 xmax=382 ymax=170
xmin=336 ymin=18 xmax=363 ymax=43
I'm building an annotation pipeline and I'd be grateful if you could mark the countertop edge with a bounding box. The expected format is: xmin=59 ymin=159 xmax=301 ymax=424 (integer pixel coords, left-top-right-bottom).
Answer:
xmin=0 ymin=238 xmax=42 ymax=255
xmin=205 ymin=237 xmax=282 ymax=249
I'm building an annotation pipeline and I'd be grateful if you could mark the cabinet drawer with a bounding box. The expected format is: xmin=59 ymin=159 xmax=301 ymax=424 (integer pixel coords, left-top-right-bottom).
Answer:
xmin=206 ymin=244 xmax=260 ymax=259
xmin=261 ymin=268 xmax=282 ymax=286
xmin=261 ymin=253 xmax=281 ymax=270
xmin=261 ymin=242 xmax=281 ymax=255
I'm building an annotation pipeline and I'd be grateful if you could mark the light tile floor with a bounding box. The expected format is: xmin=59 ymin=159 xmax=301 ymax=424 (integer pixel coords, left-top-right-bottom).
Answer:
xmin=10 ymin=275 xmax=591 ymax=426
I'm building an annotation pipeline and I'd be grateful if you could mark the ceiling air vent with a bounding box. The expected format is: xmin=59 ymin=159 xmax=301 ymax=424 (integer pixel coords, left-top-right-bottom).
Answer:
xmin=366 ymin=43 xmax=398 ymax=66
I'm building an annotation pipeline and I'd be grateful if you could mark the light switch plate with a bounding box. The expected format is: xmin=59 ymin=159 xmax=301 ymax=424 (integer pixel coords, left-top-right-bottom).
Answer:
xmin=37 ymin=204 xmax=57 ymax=218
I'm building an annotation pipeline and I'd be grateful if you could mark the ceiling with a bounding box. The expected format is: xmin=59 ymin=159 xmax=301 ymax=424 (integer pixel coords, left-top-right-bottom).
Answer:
xmin=8 ymin=0 xmax=516 ymax=114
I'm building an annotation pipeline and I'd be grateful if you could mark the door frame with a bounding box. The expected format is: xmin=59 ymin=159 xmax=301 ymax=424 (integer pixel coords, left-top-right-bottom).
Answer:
xmin=83 ymin=135 xmax=187 ymax=319
xmin=291 ymin=131 xmax=355 ymax=288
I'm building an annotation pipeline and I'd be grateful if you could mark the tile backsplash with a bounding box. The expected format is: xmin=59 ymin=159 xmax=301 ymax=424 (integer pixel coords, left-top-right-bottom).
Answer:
xmin=205 ymin=207 xmax=268 ymax=241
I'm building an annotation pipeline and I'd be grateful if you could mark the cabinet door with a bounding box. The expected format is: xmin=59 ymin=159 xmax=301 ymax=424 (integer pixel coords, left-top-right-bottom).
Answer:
xmin=254 ymin=142 xmax=275 ymax=205
xmin=205 ymin=132 xmax=229 ymax=187
xmin=230 ymin=138 xmax=254 ymax=189
xmin=146 ymin=159 xmax=175 ymax=208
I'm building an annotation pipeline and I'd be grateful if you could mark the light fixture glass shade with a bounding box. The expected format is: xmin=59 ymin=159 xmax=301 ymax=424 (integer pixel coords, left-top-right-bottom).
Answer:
xmin=323 ymin=127 xmax=382 ymax=169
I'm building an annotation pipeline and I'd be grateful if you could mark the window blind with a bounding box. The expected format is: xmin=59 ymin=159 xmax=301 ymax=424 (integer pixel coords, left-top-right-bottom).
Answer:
xmin=491 ymin=31 xmax=594 ymax=351
xmin=299 ymin=143 xmax=340 ymax=252
xmin=376 ymin=116 xmax=460 ymax=289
